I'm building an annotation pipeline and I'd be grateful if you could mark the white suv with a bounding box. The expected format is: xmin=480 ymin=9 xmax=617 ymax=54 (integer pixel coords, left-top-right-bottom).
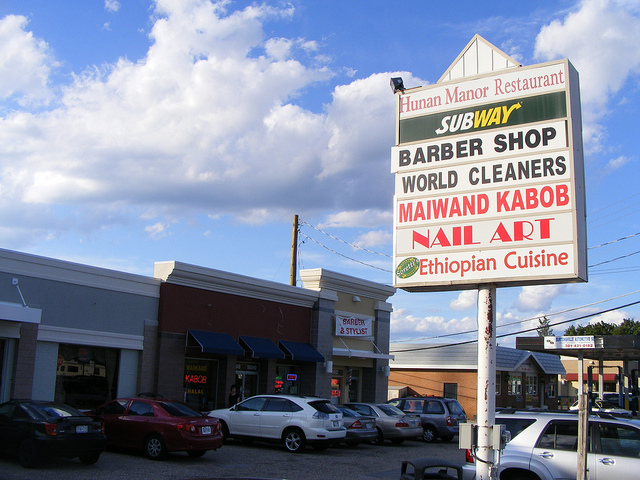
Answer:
xmin=208 ymin=395 xmax=345 ymax=453
xmin=463 ymin=411 xmax=640 ymax=480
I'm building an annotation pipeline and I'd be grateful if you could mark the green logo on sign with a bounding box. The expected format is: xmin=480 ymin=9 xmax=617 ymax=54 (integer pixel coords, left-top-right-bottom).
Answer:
xmin=396 ymin=257 xmax=419 ymax=279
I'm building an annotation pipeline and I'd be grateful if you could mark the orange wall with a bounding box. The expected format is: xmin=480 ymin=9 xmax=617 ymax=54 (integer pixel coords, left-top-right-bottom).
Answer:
xmin=389 ymin=369 xmax=478 ymax=418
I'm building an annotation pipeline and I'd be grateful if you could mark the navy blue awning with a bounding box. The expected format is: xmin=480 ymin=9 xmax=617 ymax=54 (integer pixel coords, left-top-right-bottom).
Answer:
xmin=187 ymin=330 xmax=245 ymax=356
xmin=278 ymin=340 xmax=324 ymax=363
xmin=239 ymin=336 xmax=285 ymax=359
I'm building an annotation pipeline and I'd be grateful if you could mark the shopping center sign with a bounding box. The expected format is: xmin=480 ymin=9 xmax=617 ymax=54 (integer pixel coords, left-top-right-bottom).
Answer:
xmin=392 ymin=58 xmax=587 ymax=291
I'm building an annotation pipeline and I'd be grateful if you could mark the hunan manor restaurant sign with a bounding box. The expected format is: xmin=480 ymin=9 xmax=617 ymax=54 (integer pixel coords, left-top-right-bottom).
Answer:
xmin=392 ymin=58 xmax=587 ymax=291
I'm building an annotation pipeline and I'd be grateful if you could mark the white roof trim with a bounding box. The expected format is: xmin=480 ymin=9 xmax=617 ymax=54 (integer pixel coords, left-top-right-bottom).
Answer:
xmin=0 ymin=301 xmax=41 ymax=324
xmin=0 ymin=248 xmax=160 ymax=297
xmin=37 ymin=325 xmax=144 ymax=350
xmin=155 ymin=261 xmax=320 ymax=308
xmin=333 ymin=348 xmax=394 ymax=361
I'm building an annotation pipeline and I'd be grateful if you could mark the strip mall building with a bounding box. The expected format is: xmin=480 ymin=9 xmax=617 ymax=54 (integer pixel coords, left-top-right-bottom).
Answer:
xmin=0 ymin=248 xmax=394 ymax=410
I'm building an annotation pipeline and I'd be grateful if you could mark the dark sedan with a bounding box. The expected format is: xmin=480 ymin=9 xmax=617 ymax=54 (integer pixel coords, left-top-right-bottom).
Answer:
xmin=93 ymin=397 xmax=223 ymax=460
xmin=0 ymin=400 xmax=106 ymax=468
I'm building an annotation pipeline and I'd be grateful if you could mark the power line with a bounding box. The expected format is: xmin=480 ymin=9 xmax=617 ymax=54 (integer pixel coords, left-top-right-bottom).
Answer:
xmin=391 ymin=299 xmax=640 ymax=353
xmin=393 ymin=288 xmax=640 ymax=343
xmin=298 ymin=232 xmax=391 ymax=272
xmin=589 ymin=249 xmax=640 ymax=268
xmin=299 ymin=219 xmax=391 ymax=258
xmin=588 ymin=231 xmax=640 ymax=249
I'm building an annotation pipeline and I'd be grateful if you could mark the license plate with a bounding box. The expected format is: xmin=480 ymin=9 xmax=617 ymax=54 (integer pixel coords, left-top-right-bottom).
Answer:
xmin=201 ymin=426 xmax=211 ymax=435
xmin=332 ymin=420 xmax=341 ymax=428
xmin=75 ymin=425 xmax=89 ymax=434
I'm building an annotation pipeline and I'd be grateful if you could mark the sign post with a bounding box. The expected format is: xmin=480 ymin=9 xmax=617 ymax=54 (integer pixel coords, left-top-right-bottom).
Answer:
xmin=391 ymin=35 xmax=587 ymax=480
xmin=476 ymin=285 xmax=497 ymax=480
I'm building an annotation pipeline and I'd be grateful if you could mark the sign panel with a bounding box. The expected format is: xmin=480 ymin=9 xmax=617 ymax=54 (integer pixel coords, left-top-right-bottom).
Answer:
xmin=392 ymin=59 xmax=586 ymax=291
xmin=335 ymin=315 xmax=373 ymax=337
xmin=544 ymin=336 xmax=596 ymax=349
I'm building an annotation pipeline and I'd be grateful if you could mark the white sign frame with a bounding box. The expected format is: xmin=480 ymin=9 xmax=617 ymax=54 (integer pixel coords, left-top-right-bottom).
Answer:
xmin=392 ymin=59 xmax=587 ymax=291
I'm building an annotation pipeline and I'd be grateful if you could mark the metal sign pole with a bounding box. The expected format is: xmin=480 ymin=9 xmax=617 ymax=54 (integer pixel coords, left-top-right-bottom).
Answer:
xmin=476 ymin=284 xmax=497 ymax=480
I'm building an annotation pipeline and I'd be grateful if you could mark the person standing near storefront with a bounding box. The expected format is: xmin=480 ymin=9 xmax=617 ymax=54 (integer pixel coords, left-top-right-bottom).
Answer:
xmin=228 ymin=385 xmax=240 ymax=407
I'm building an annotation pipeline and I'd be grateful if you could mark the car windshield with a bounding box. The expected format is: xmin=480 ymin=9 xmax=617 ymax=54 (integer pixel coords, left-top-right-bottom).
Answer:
xmin=27 ymin=403 xmax=82 ymax=419
xmin=446 ymin=401 xmax=465 ymax=415
xmin=159 ymin=401 xmax=202 ymax=417
xmin=309 ymin=400 xmax=339 ymax=414
xmin=377 ymin=404 xmax=404 ymax=416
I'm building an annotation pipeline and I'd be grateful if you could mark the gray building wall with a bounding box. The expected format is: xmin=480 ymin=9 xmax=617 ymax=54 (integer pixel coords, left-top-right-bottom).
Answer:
xmin=0 ymin=248 xmax=160 ymax=403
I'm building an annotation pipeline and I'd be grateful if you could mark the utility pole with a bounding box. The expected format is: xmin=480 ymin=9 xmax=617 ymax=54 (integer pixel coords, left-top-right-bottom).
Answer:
xmin=290 ymin=214 xmax=298 ymax=286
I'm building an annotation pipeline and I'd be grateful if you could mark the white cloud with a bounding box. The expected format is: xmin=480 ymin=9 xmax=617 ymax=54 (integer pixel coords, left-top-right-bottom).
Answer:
xmin=319 ymin=72 xmax=422 ymax=180
xmin=319 ymin=210 xmax=393 ymax=229
xmin=0 ymin=2 xmax=346 ymax=242
xmin=353 ymin=230 xmax=392 ymax=248
xmin=0 ymin=15 xmax=55 ymax=105
xmin=144 ymin=222 xmax=171 ymax=239
xmin=105 ymin=1 xmax=121 ymax=13
xmin=605 ymin=155 xmax=633 ymax=171
xmin=588 ymin=309 xmax=629 ymax=325
xmin=450 ymin=290 xmax=478 ymax=311
xmin=534 ymin=0 xmax=640 ymax=149
xmin=514 ymin=285 xmax=566 ymax=312
xmin=391 ymin=307 xmax=476 ymax=341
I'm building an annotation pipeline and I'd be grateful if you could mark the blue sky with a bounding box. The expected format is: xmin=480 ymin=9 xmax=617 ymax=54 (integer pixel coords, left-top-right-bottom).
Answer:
xmin=2 ymin=0 xmax=640 ymax=346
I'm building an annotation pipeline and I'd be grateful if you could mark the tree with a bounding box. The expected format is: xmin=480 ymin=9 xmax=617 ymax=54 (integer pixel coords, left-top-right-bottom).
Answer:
xmin=564 ymin=318 xmax=640 ymax=336
xmin=537 ymin=316 xmax=553 ymax=337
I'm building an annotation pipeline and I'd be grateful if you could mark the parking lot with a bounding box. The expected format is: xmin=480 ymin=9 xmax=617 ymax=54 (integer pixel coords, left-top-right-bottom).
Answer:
xmin=0 ymin=438 xmax=466 ymax=480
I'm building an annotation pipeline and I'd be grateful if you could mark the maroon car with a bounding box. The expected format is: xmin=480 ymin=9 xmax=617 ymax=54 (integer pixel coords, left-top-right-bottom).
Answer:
xmin=93 ymin=397 xmax=223 ymax=460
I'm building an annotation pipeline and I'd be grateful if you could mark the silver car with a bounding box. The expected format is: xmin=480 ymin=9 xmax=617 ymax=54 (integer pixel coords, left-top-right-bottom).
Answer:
xmin=344 ymin=403 xmax=421 ymax=445
xmin=334 ymin=404 xmax=377 ymax=446
xmin=387 ymin=396 xmax=467 ymax=442
xmin=463 ymin=411 xmax=640 ymax=480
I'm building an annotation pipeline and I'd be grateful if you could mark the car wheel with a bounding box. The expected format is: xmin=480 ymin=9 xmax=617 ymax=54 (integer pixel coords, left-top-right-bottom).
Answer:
xmin=18 ymin=439 xmax=40 ymax=468
xmin=187 ymin=450 xmax=207 ymax=458
xmin=144 ymin=434 xmax=166 ymax=460
xmin=282 ymin=428 xmax=306 ymax=453
xmin=79 ymin=452 xmax=101 ymax=465
xmin=220 ymin=420 xmax=230 ymax=440
xmin=422 ymin=426 xmax=438 ymax=443
xmin=370 ymin=427 xmax=384 ymax=445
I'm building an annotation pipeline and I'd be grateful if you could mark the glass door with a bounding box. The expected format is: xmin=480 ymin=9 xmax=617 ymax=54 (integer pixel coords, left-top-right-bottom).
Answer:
xmin=235 ymin=372 xmax=259 ymax=401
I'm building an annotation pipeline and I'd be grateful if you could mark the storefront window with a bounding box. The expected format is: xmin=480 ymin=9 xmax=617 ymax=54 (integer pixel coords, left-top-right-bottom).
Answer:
xmin=508 ymin=373 xmax=522 ymax=395
xmin=443 ymin=383 xmax=458 ymax=399
xmin=55 ymin=344 xmax=119 ymax=410
xmin=184 ymin=358 xmax=218 ymax=412
xmin=331 ymin=373 xmax=342 ymax=403
xmin=347 ymin=368 xmax=360 ymax=403
xmin=526 ymin=374 xmax=538 ymax=395
xmin=548 ymin=381 xmax=556 ymax=398
xmin=275 ymin=365 xmax=299 ymax=395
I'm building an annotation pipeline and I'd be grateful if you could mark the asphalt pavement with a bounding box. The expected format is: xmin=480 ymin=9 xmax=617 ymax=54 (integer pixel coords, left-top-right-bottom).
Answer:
xmin=0 ymin=437 xmax=466 ymax=480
